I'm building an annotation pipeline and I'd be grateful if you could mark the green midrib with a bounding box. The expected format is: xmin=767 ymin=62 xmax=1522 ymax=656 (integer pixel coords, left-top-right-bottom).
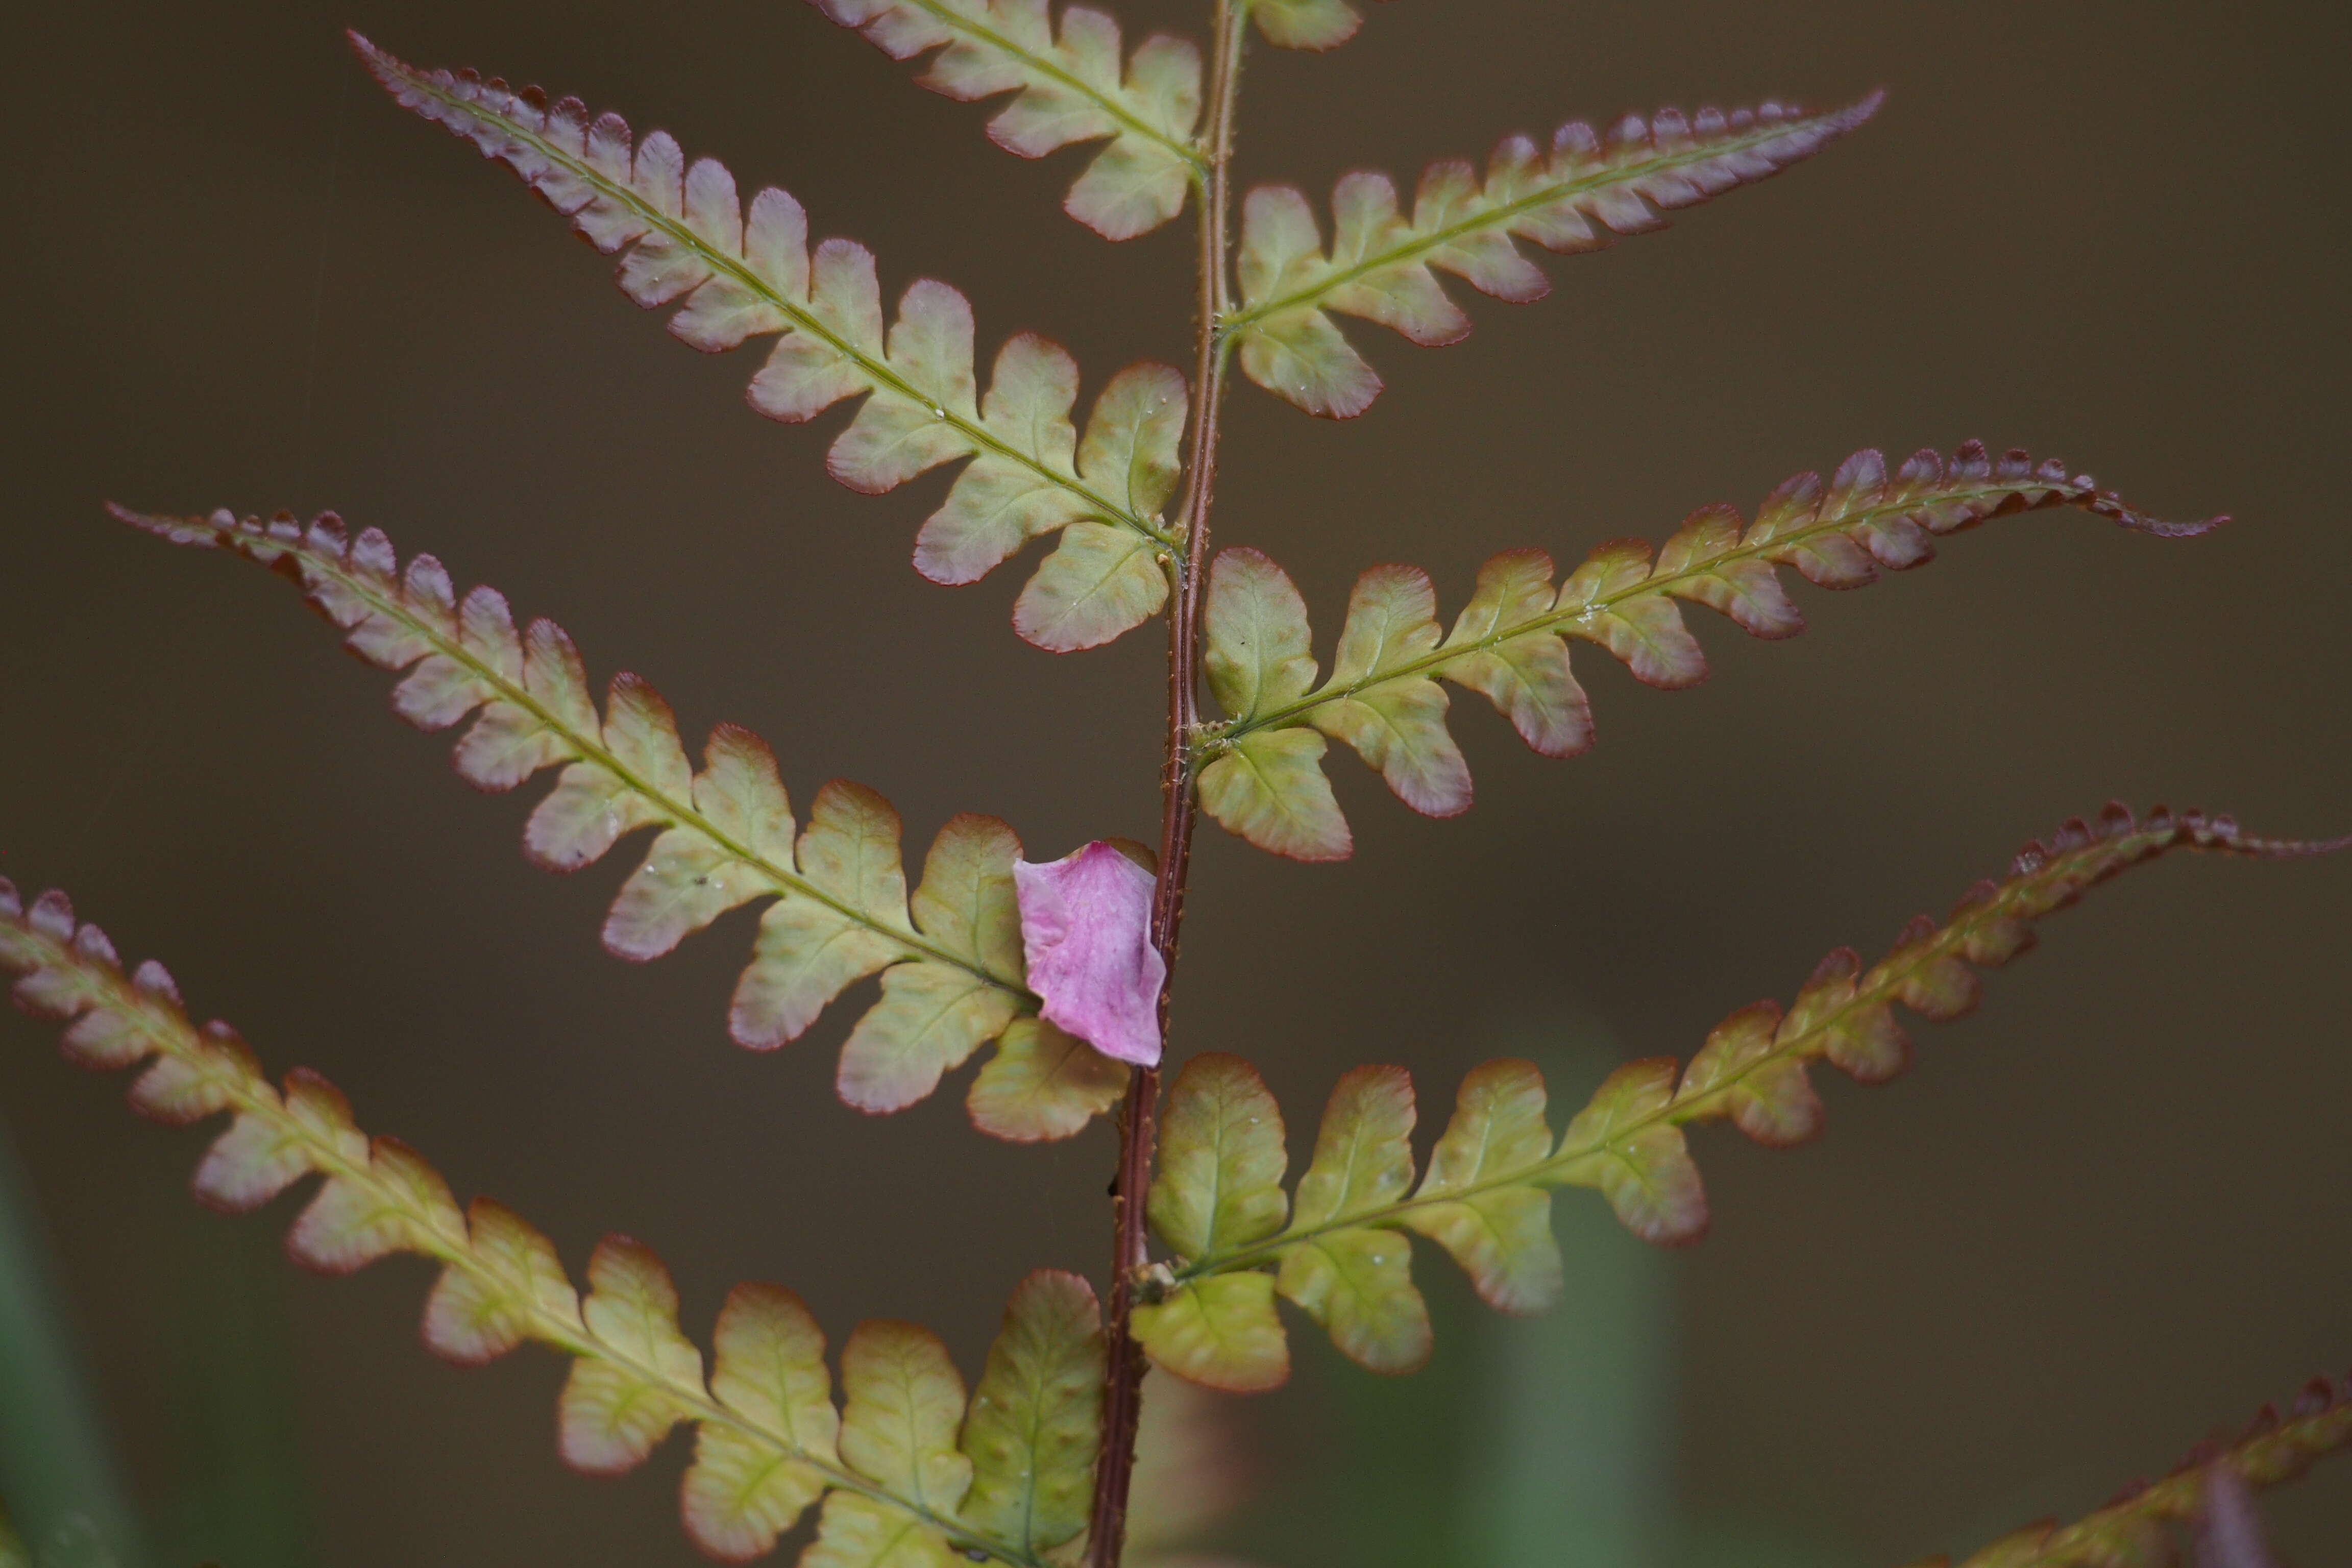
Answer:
xmin=398 ymin=66 xmax=1182 ymax=557
xmin=1223 ymin=110 xmax=1854 ymax=330
xmin=1213 ymin=479 xmax=2070 ymax=745
xmin=899 ymin=0 xmax=1210 ymax=175
xmin=1165 ymin=836 xmax=2156 ymax=1283
xmin=271 ymin=523 xmax=1036 ymax=1002
xmin=46 ymin=950 xmax=1046 ymax=1568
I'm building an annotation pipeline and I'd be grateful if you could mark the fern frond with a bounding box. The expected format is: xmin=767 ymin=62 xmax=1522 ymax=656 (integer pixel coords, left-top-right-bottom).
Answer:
xmin=1132 ymin=805 xmax=2345 ymax=1388
xmin=962 ymin=1271 xmax=1108 ymax=1551
xmin=1900 ymin=1375 xmax=2352 ymax=1567
xmin=116 ymin=506 xmax=1131 ymax=1139
xmin=1193 ymin=444 xmax=2221 ymax=862
xmin=1227 ymin=94 xmax=1880 ymax=416
xmin=0 ymin=881 xmax=1108 ymax=1565
xmin=353 ymin=34 xmax=1189 ymax=652
xmin=809 ymin=1 xmax=1206 ymax=240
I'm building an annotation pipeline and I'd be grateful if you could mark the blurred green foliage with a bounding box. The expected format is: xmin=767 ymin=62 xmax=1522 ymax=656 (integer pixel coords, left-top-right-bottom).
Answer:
xmin=0 ymin=1115 xmax=310 ymax=1568
xmin=0 ymin=1117 xmax=141 ymax=1568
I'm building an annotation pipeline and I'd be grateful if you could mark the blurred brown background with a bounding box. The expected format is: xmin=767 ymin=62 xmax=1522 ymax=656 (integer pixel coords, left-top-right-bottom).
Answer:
xmin=2 ymin=0 xmax=2347 ymax=1562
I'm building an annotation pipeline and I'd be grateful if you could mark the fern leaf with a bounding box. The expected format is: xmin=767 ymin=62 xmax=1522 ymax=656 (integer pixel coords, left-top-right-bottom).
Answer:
xmin=1549 ymin=1058 xmax=1705 ymax=1245
xmin=838 ymin=1321 xmax=977 ymax=1515
xmin=967 ymin=1016 xmax=1133 ymax=1141
xmin=1228 ymin=95 xmax=1880 ymax=415
xmin=0 ymin=882 xmax=1111 ymax=1565
xmin=1146 ymin=1055 xmax=1291 ymax=1260
xmin=1195 ymin=728 xmax=1352 ymax=863
xmin=1132 ymin=1055 xmax=1292 ymax=1391
xmin=1252 ymin=0 xmax=1390 ymax=51
xmin=560 ymin=1236 xmax=709 ymax=1473
xmin=1194 ymin=444 xmax=2221 ymax=860
xmin=117 ymin=506 xmax=1133 ymax=1138
xmin=352 ymin=34 xmax=1188 ymax=651
xmin=1398 ymin=1059 xmax=1564 ymax=1311
xmin=960 ymin=1271 xmax=1108 ymax=1553
xmin=1903 ymin=1375 xmax=2352 ymax=1567
xmin=809 ymin=1 xmax=1206 ymax=240
xmin=1306 ymin=562 xmax=1470 ymax=818
xmin=1275 ymin=1065 xmax=1428 ymax=1373
xmin=1134 ymin=804 xmax=2345 ymax=1383
xmin=1129 ymin=1272 xmax=1288 ymax=1395
xmin=803 ymin=1493 xmax=954 ymax=1568
xmin=686 ymin=1284 xmax=842 ymax=1558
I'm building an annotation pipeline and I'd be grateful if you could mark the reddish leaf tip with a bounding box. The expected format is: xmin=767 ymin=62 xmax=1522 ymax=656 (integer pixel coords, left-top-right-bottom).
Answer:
xmin=1842 ymin=87 xmax=1890 ymax=128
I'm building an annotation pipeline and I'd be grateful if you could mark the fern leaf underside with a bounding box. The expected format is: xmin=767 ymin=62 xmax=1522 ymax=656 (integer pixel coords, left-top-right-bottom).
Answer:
xmin=1132 ymin=804 xmax=2345 ymax=1390
xmin=115 ymin=505 xmax=1128 ymax=1142
xmin=810 ymin=0 xmax=1207 ymax=239
xmin=1231 ymin=92 xmax=1881 ymax=417
xmin=804 ymin=0 xmax=1405 ymax=245
xmin=0 ymin=883 xmax=1105 ymax=1566
xmin=354 ymin=33 xmax=1190 ymax=654
xmin=1195 ymin=443 xmax=2223 ymax=863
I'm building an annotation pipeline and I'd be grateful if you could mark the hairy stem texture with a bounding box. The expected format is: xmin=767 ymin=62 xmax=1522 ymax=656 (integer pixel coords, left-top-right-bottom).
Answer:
xmin=1093 ymin=4 xmax=1250 ymax=1565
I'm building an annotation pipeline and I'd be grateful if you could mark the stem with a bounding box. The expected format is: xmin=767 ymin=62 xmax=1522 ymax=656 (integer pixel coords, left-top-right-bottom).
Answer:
xmin=1088 ymin=4 xmax=1248 ymax=1564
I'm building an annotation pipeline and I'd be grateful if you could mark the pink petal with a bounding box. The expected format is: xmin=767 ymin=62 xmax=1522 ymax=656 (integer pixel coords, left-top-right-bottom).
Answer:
xmin=1013 ymin=841 xmax=1165 ymax=1067
xmin=2198 ymin=1466 xmax=2278 ymax=1568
